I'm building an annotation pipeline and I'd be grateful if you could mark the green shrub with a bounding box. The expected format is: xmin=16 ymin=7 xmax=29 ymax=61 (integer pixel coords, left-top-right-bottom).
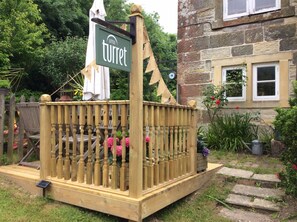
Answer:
xmin=274 ymin=81 xmax=297 ymax=197
xmin=204 ymin=112 xmax=258 ymax=152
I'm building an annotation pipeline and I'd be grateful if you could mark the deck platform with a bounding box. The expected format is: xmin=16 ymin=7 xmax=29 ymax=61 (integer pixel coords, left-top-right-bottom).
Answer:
xmin=0 ymin=163 xmax=222 ymax=221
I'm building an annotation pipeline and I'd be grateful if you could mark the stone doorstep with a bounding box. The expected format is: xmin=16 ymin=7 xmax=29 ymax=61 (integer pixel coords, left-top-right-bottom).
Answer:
xmin=232 ymin=184 xmax=285 ymax=200
xmin=220 ymin=207 xmax=273 ymax=222
xmin=225 ymin=194 xmax=281 ymax=212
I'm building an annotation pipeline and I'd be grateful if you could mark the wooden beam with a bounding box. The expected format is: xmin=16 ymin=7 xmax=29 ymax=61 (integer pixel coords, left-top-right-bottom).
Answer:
xmin=39 ymin=94 xmax=52 ymax=179
xmin=129 ymin=5 xmax=144 ymax=198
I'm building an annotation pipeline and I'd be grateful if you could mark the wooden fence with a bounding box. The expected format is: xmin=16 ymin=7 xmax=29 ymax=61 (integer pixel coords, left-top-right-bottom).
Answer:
xmin=0 ymin=92 xmax=37 ymax=162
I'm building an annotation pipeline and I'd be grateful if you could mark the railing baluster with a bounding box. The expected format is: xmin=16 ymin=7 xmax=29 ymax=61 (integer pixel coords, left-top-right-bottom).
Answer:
xmin=169 ymin=107 xmax=174 ymax=180
xmin=50 ymin=105 xmax=57 ymax=177
xmin=143 ymin=105 xmax=148 ymax=190
xmin=148 ymin=105 xmax=154 ymax=188
xmin=174 ymin=108 xmax=179 ymax=178
xmin=64 ymin=105 xmax=70 ymax=180
xmin=164 ymin=107 xmax=169 ymax=182
xmin=57 ymin=105 xmax=64 ymax=179
xmin=186 ymin=109 xmax=191 ymax=172
xmin=86 ymin=105 xmax=93 ymax=184
xmin=111 ymin=104 xmax=118 ymax=189
xmin=71 ymin=105 xmax=78 ymax=181
xmin=154 ymin=106 xmax=160 ymax=185
xmin=178 ymin=108 xmax=183 ymax=176
xmin=159 ymin=106 xmax=165 ymax=184
xmin=120 ymin=104 xmax=128 ymax=191
xmin=78 ymin=105 xmax=86 ymax=183
xmin=102 ymin=104 xmax=109 ymax=187
xmin=94 ymin=105 xmax=102 ymax=186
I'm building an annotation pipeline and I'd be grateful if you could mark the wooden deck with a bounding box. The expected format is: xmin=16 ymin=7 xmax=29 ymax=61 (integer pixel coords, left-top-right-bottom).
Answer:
xmin=0 ymin=163 xmax=222 ymax=221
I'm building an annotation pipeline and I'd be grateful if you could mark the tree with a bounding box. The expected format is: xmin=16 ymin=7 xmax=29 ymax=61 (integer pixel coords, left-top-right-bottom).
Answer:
xmin=35 ymin=0 xmax=92 ymax=40
xmin=0 ymin=0 xmax=48 ymax=70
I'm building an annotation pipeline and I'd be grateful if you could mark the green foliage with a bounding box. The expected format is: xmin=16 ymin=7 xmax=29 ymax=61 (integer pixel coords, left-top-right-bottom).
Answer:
xmin=40 ymin=37 xmax=87 ymax=88
xmin=202 ymin=84 xmax=228 ymax=122
xmin=0 ymin=0 xmax=48 ymax=70
xmin=0 ymin=80 xmax=10 ymax=89
xmin=35 ymin=0 xmax=92 ymax=40
xmin=274 ymin=81 xmax=297 ymax=197
xmin=204 ymin=113 xmax=258 ymax=152
xmin=14 ymin=89 xmax=43 ymax=102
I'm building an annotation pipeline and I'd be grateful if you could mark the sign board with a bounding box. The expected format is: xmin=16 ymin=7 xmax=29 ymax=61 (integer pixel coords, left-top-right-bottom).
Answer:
xmin=95 ymin=24 xmax=132 ymax=72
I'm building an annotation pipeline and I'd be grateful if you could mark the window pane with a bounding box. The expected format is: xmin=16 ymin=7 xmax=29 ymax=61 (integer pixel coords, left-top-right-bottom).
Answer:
xmin=226 ymin=69 xmax=243 ymax=97
xmin=226 ymin=84 xmax=243 ymax=97
xmin=257 ymin=82 xmax=275 ymax=96
xmin=257 ymin=66 xmax=275 ymax=81
xmin=255 ymin=0 xmax=276 ymax=11
xmin=227 ymin=0 xmax=247 ymax=15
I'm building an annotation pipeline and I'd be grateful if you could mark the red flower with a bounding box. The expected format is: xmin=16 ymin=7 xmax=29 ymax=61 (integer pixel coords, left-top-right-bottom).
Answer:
xmin=275 ymin=173 xmax=280 ymax=179
xmin=215 ymin=99 xmax=221 ymax=105
xmin=211 ymin=96 xmax=215 ymax=100
xmin=235 ymin=106 xmax=239 ymax=110
xmin=292 ymin=164 xmax=297 ymax=171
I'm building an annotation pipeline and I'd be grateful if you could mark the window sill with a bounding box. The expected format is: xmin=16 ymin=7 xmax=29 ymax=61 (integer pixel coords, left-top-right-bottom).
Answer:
xmin=213 ymin=6 xmax=295 ymax=30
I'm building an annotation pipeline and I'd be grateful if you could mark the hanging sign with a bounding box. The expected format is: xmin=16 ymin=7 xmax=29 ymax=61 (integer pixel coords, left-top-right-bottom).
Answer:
xmin=95 ymin=24 xmax=132 ymax=72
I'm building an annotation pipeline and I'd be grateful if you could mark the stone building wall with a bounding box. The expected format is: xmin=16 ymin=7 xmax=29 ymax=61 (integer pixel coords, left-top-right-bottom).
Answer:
xmin=177 ymin=0 xmax=297 ymax=123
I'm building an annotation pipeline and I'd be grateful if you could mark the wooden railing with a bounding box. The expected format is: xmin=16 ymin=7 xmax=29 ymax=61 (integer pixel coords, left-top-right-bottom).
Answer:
xmin=39 ymin=96 xmax=197 ymax=195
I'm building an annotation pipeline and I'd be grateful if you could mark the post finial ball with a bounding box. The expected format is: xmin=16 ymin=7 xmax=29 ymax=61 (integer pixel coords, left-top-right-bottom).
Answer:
xmin=40 ymin=94 xmax=52 ymax=102
xmin=130 ymin=4 xmax=142 ymax=14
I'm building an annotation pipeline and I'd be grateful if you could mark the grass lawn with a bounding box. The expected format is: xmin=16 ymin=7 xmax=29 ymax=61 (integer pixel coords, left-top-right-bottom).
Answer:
xmin=0 ymin=151 xmax=293 ymax=222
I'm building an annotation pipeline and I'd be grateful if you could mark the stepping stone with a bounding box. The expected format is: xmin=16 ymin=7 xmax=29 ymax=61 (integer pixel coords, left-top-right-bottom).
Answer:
xmin=251 ymin=174 xmax=281 ymax=183
xmin=220 ymin=207 xmax=273 ymax=222
xmin=232 ymin=184 xmax=285 ymax=200
xmin=225 ymin=194 xmax=280 ymax=212
xmin=217 ymin=167 xmax=254 ymax=179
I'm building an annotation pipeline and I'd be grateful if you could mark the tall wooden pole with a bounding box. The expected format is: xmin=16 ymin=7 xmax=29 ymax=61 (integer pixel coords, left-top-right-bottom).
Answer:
xmin=129 ymin=5 xmax=144 ymax=198
xmin=40 ymin=94 xmax=52 ymax=179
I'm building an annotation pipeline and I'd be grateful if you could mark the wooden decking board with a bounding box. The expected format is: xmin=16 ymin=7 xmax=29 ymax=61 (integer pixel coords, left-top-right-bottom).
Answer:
xmin=0 ymin=163 xmax=223 ymax=221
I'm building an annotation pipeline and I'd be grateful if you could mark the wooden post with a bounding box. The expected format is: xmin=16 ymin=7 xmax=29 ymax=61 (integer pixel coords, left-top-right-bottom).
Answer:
xmin=40 ymin=94 xmax=52 ymax=179
xmin=189 ymin=109 xmax=198 ymax=174
xmin=7 ymin=94 xmax=15 ymax=160
xmin=129 ymin=5 xmax=144 ymax=198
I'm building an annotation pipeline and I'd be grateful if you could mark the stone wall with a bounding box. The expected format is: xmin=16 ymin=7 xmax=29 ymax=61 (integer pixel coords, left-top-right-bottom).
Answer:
xmin=177 ymin=0 xmax=297 ymax=123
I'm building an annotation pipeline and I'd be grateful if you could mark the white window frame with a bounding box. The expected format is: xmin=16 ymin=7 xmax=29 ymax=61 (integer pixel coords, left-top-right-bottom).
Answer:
xmin=223 ymin=0 xmax=280 ymax=21
xmin=222 ymin=66 xmax=246 ymax=102
xmin=253 ymin=63 xmax=279 ymax=101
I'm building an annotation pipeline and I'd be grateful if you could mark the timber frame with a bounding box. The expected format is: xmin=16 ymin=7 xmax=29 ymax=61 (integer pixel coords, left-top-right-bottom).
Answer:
xmin=0 ymin=5 xmax=222 ymax=221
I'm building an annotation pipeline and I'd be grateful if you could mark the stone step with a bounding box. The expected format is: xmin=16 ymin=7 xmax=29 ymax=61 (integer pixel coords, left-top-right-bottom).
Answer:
xmin=220 ymin=207 xmax=273 ymax=222
xmin=232 ymin=184 xmax=285 ymax=200
xmin=217 ymin=167 xmax=281 ymax=187
xmin=225 ymin=194 xmax=280 ymax=212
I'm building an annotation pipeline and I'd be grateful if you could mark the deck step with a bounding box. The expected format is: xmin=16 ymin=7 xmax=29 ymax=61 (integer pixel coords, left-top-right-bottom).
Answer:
xmin=225 ymin=194 xmax=280 ymax=212
xmin=220 ymin=208 xmax=273 ymax=222
xmin=232 ymin=184 xmax=285 ymax=200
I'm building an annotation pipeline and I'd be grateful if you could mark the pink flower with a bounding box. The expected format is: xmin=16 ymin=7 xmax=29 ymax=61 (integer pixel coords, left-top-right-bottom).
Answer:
xmin=215 ymin=99 xmax=221 ymax=105
xmin=3 ymin=130 xmax=8 ymax=135
xmin=292 ymin=164 xmax=297 ymax=171
xmin=116 ymin=145 xmax=122 ymax=156
xmin=235 ymin=106 xmax=239 ymax=110
xmin=275 ymin=173 xmax=280 ymax=179
xmin=125 ymin=137 xmax=130 ymax=147
xmin=107 ymin=137 xmax=119 ymax=148
xmin=145 ymin=136 xmax=150 ymax=143
xmin=211 ymin=96 xmax=215 ymax=100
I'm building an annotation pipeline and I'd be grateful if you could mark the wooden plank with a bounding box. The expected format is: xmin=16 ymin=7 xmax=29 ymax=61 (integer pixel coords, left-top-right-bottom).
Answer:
xmin=140 ymin=163 xmax=223 ymax=219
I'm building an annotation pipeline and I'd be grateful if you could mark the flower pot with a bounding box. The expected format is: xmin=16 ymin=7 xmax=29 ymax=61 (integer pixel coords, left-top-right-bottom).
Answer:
xmin=197 ymin=153 xmax=207 ymax=172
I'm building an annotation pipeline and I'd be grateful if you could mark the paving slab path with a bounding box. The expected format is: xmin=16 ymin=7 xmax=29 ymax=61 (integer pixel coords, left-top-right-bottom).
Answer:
xmin=217 ymin=167 xmax=284 ymax=222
